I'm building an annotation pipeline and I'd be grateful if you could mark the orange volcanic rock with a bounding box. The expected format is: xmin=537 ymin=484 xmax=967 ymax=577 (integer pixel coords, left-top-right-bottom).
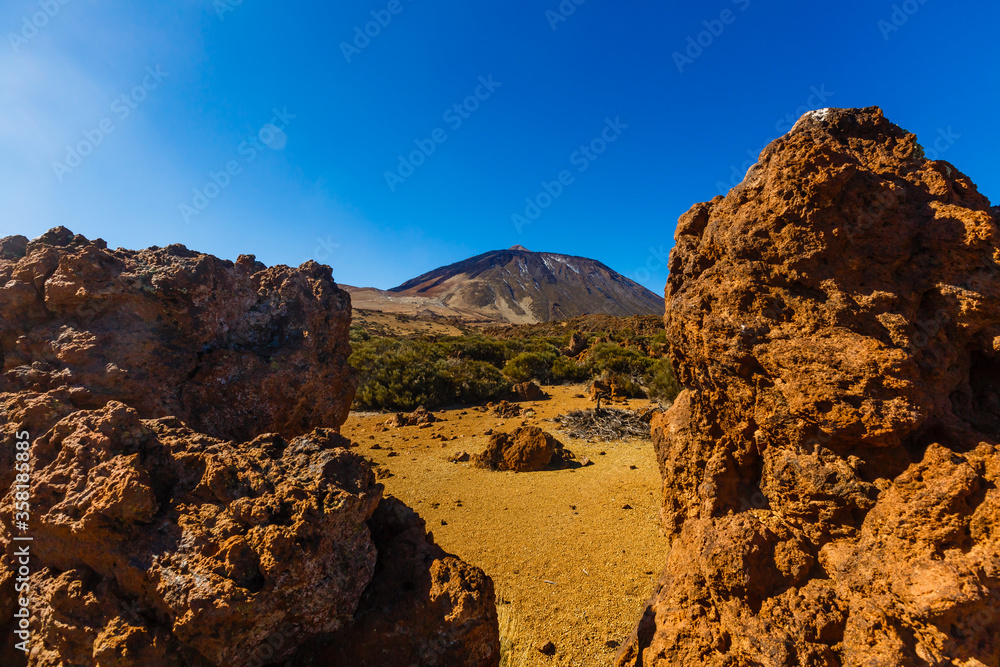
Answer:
xmin=473 ymin=426 xmax=565 ymax=472
xmin=1 ymin=403 xmax=382 ymax=666
xmin=618 ymin=108 xmax=1000 ymax=666
xmin=384 ymin=405 xmax=439 ymax=428
xmin=297 ymin=498 xmax=500 ymax=666
xmin=510 ymin=381 xmax=547 ymax=402
xmin=0 ymin=231 xmax=500 ymax=666
xmin=0 ymin=228 xmax=357 ymax=446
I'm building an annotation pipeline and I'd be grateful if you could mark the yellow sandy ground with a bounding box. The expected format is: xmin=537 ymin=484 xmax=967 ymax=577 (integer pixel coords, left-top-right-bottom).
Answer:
xmin=341 ymin=384 xmax=669 ymax=667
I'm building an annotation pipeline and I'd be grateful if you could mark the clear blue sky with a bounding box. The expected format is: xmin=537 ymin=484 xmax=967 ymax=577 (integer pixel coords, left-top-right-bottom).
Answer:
xmin=1 ymin=1 xmax=997 ymax=293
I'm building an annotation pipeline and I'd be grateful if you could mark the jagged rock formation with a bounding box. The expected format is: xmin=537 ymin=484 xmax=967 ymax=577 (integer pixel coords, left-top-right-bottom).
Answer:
xmin=617 ymin=108 xmax=1000 ymax=666
xmin=348 ymin=246 xmax=665 ymax=324
xmin=0 ymin=229 xmax=500 ymax=667
xmin=295 ymin=498 xmax=500 ymax=666
xmin=2 ymin=405 xmax=382 ymax=666
xmin=0 ymin=227 xmax=356 ymax=444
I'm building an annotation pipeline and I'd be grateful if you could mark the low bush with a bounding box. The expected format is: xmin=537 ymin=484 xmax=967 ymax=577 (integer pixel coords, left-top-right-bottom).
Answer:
xmin=350 ymin=338 xmax=511 ymax=410
xmin=551 ymin=355 xmax=591 ymax=383
xmin=644 ymin=359 xmax=681 ymax=404
xmin=349 ymin=324 xmax=680 ymax=411
xmin=589 ymin=343 xmax=654 ymax=378
xmin=502 ymin=351 xmax=557 ymax=384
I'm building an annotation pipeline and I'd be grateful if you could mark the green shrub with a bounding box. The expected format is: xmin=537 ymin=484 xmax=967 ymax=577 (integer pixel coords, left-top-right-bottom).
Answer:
xmin=589 ymin=343 xmax=654 ymax=378
xmin=440 ymin=335 xmax=508 ymax=369
xmin=551 ymin=355 xmax=591 ymax=383
xmin=350 ymin=339 xmax=449 ymax=410
xmin=502 ymin=351 xmax=557 ymax=383
xmin=350 ymin=338 xmax=511 ymax=410
xmin=349 ymin=326 xmax=371 ymax=344
xmin=645 ymin=359 xmax=681 ymax=404
xmin=348 ymin=328 xmax=677 ymax=410
xmin=445 ymin=359 xmax=512 ymax=404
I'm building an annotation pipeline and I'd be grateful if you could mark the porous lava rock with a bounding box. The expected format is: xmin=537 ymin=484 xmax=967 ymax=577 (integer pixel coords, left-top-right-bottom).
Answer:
xmin=0 ymin=403 xmax=383 ymax=667
xmin=491 ymin=400 xmax=523 ymax=418
xmin=473 ymin=426 xmax=566 ymax=472
xmin=294 ymin=498 xmax=500 ymax=667
xmin=0 ymin=228 xmax=357 ymax=446
xmin=617 ymin=107 xmax=1000 ymax=666
xmin=384 ymin=406 xmax=438 ymax=428
xmin=0 ymin=231 xmax=500 ymax=666
xmin=510 ymin=381 xmax=547 ymax=402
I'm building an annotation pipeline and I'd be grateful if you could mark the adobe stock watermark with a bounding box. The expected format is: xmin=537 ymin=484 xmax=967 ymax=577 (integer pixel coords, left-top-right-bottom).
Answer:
xmin=384 ymin=75 xmax=502 ymax=192
xmin=511 ymin=116 xmax=628 ymax=233
xmin=921 ymin=126 xmax=959 ymax=161
xmin=7 ymin=0 xmax=72 ymax=53
xmin=631 ymin=245 xmax=671 ymax=287
xmin=11 ymin=428 xmax=32 ymax=654
xmin=312 ymin=235 xmax=341 ymax=263
xmin=672 ymin=0 xmax=751 ymax=73
xmin=545 ymin=0 xmax=587 ymax=31
xmin=715 ymin=85 xmax=834 ymax=196
xmin=52 ymin=66 xmax=170 ymax=182
xmin=341 ymin=0 xmax=416 ymax=63
xmin=179 ymin=108 xmax=295 ymax=224
xmin=878 ymin=0 xmax=930 ymax=41
xmin=213 ymin=0 xmax=244 ymax=21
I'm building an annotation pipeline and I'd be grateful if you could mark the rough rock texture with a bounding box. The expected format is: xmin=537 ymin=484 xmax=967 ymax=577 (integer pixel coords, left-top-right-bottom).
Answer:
xmin=563 ymin=331 xmax=589 ymax=357
xmin=384 ymin=406 xmax=438 ymax=428
xmin=510 ymin=381 xmax=547 ymax=402
xmin=0 ymin=230 xmax=500 ymax=667
xmin=0 ymin=403 xmax=383 ymax=667
xmin=0 ymin=227 xmax=357 ymax=446
xmin=473 ymin=426 xmax=566 ymax=472
xmin=491 ymin=400 xmax=523 ymax=418
xmin=295 ymin=498 xmax=500 ymax=666
xmin=617 ymin=108 xmax=1000 ymax=666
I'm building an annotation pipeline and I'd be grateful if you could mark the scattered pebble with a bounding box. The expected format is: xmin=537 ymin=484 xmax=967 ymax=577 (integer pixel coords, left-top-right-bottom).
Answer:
xmin=537 ymin=641 xmax=556 ymax=656
xmin=622 ymin=504 xmax=633 ymax=510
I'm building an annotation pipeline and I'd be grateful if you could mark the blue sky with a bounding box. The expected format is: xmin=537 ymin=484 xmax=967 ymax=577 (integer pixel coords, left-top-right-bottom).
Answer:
xmin=1 ymin=0 xmax=997 ymax=293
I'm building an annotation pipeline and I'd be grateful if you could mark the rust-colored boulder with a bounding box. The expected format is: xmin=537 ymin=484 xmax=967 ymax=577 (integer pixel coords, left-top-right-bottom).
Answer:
xmin=0 ymin=228 xmax=356 ymax=445
xmin=618 ymin=108 xmax=1000 ymax=666
xmin=385 ymin=405 xmax=438 ymax=428
xmin=298 ymin=498 xmax=500 ymax=666
xmin=473 ymin=426 xmax=564 ymax=472
xmin=510 ymin=381 xmax=547 ymax=402
xmin=0 ymin=402 xmax=383 ymax=667
xmin=562 ymin=331 xmax=588 ymax=357
xmin=0 ymin=231 xmax=501 ymax=667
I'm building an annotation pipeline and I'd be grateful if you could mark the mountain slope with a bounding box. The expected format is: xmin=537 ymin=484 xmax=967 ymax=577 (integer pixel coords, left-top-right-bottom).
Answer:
xmin=382 ymin=246 xmax=664 ymax=324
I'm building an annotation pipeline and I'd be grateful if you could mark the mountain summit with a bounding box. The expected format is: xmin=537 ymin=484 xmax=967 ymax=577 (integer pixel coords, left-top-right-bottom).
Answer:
xmin=382 ymin=247 xmax=664 ymax=324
